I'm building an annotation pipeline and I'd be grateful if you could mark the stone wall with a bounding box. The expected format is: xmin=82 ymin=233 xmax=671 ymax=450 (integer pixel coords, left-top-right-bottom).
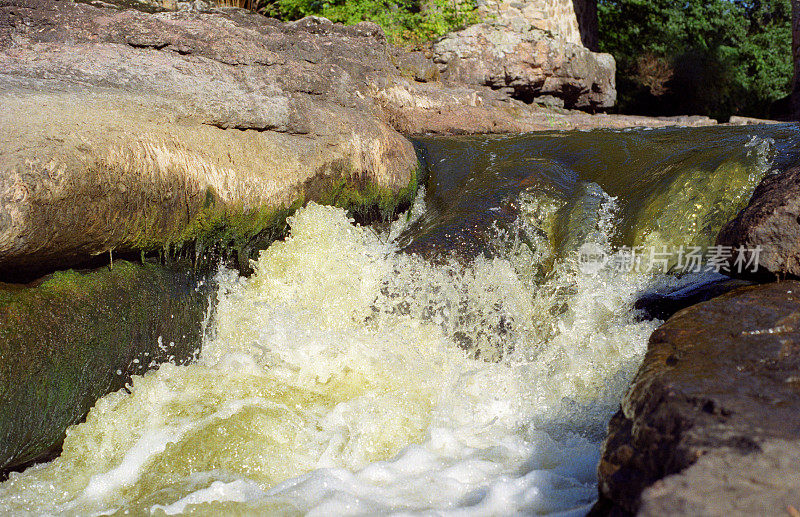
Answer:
xmin=476 ymin=0 xmax=596 ymax=48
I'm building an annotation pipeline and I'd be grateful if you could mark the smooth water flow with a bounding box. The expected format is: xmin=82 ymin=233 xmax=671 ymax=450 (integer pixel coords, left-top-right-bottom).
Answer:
xmin=1 ymin=125 xmax=798 ymax=516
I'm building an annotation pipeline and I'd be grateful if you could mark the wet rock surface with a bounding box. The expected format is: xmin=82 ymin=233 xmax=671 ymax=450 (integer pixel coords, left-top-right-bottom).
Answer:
xmin=0 ymin=261 xmax=210 ymax=474
xmin=632 ymin=277 xmax=754 ymax=321
xmin=717 ymin=166 xmax=800 ymax=279
xmin=595 ymin=281 xmax=800 ymax=516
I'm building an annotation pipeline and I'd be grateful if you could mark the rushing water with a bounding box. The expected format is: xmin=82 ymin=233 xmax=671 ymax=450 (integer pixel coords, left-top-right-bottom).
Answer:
xmin=1 ymin=125 xmax=799 ymax=516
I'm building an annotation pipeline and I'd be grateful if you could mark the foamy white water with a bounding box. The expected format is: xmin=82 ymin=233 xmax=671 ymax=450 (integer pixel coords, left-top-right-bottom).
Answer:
xmin=0 ymin=194 xmax=663 ymax=516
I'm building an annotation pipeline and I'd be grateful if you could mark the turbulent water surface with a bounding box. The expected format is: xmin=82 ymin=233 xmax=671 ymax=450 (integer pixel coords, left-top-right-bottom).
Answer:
xmin=1 ymin=125 xmax=799 ymax=516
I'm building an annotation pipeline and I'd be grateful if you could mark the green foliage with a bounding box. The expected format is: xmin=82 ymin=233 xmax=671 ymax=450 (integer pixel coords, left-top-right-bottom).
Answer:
xmin=259 ymin=0 xmax=479 ymax=47
xmin=598 ymin=0 xmax=792 ymax=120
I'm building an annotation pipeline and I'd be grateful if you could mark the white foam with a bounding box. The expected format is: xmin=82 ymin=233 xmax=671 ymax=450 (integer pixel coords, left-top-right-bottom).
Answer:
xmin=151 ymin=479 xmax=266 ymax=515
xmin=0 ymin=198 xmax=660 ymax=516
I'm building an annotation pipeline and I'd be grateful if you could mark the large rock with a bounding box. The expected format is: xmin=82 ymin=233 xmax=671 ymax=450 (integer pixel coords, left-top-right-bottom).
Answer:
xmin=717 ymin=167 xmax=800 ymax=279
xmin=431 ymin=21 xmax=616 ymax=109
xmin=0 ymin=0 xmax=418 ymax=279
xmin=373 ymin=78 xmax=715 ymax=134
xmin=0 ymin=261 xmax=210 ymax=473
xmin=595 ymin=281 xmax=800 ymax=516
xmin=0 ymin=0 xmax=731 ymax=281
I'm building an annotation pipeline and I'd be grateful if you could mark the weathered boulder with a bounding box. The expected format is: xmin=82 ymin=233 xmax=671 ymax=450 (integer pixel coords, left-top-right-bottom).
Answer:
xmin=595 ymin=281 xmax=800 ymax=516
xmin=0 ymin=0 xmax=727 ymax=283
xmin=717 ymin=167 xmax=800 ymax=279
xmin=431 ymin=21 xmax=616 ymax=109
xmin=0 ymin=0 xmax=418 ymax=279
xmin=476 ymin=0 xmax=593 ymax=48
xmin=0 ymin=261 xmax=210 ymax=473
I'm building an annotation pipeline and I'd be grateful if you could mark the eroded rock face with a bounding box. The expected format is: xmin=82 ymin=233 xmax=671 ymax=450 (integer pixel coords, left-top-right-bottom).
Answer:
xmin=595 ymin=281 xmax=800 ymax=516
xmin=476 ymin=0 xmax=592 ymax=47
xmin=432 ymin=19 xmax=616 ymax=109
xmin=0 ymin=0 xmax=418 ymax=279
xmin=717 ymin=167 xmax=800 ymax=279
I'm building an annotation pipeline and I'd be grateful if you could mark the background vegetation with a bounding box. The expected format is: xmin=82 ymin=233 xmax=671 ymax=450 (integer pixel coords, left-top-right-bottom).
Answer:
xmin=598 ymin=0 xmax=793 ymax=120
xmin=225 ymin=0 xmax=793 ymax=120
xmin=255 ymin=0 xmax=479 ymax=47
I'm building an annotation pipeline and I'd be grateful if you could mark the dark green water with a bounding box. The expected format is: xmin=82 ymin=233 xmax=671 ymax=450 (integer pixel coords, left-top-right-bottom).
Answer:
xmin=405 ymin=125 xmax=800 ymax=264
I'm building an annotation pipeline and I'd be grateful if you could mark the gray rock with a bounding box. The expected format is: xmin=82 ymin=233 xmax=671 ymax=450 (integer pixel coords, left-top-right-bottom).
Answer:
xmin=432 ymin=22 xmax=616 ymax=109
xmin=0 ymin=0 xmax=418 ymax=279
xmin=533 ymin=94 xmax=565 ymax=108
xmin=595 ymin=281 xmax=800 ymax=516
xmin=391 ymin=48 xmax=440 ymax=82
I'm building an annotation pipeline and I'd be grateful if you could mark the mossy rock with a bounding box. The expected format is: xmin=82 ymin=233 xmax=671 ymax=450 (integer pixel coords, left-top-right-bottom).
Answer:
xmin=0 ymin=261 xmax=212 ymax=474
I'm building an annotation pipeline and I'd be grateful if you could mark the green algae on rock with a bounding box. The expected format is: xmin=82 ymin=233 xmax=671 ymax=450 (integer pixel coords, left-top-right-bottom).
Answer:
xmin=0 ymin=261 xmax=212 ymax=474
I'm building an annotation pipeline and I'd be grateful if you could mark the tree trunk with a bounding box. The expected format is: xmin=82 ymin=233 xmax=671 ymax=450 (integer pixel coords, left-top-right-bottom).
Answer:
xmin=574 ymin=0 xmax=599 ymax=51
xmin=792 ymin=0 xmax=800 ymax=119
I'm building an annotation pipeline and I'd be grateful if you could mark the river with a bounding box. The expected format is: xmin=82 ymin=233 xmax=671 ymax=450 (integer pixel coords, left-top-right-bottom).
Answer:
xmin=1 ymin=125 xmax=798 ymax=515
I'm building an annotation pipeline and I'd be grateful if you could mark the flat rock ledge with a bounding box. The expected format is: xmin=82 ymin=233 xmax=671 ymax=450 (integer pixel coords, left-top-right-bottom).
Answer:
xmin=0 ymin=0 xmax=420 ymax=279
xmin=594 ymin=281 xmax=800 ymax=516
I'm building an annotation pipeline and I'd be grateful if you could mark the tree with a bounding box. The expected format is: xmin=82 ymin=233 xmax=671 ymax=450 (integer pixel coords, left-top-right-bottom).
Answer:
xmin=598 ymin=0 xmax=793 ymax=120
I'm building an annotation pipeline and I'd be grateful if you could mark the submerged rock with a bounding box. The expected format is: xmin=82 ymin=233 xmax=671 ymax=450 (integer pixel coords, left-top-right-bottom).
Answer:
xmin=0 ymin=261 xmax=211 ymax=474
xmin=633 ymin=277 xmax=753 ymax=321
xmin=717 ymin=166 xmax=800 ymax=279
xmin=595 ymin=281 xmax=800 ymax=516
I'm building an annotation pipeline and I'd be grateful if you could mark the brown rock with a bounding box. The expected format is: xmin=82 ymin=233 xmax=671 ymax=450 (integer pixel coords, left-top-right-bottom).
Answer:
xmin=595 ymin=281 xmax=800 ymax=516
xmin=372 ymin=79 xmax=716 ymax=135
xmin=717 ymin=167 xmax=800 ymax=279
